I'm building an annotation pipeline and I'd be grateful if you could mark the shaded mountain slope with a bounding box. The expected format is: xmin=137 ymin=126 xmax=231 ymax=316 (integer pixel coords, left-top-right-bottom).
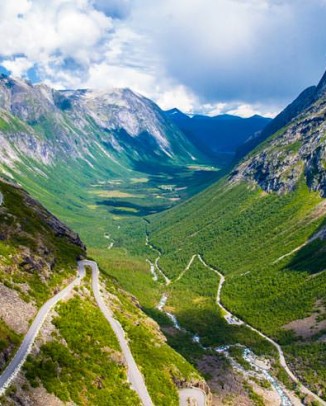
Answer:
xmin=236 ymin=69 xmax=326 ymax=159
xmin=0 ymin=75 xmax=203 ymax=172
xmin=166 ymin=108 xmax=271 ymax=161
xmin=148 ymin=70 xmax=326 ymax=401
xmin=0 ymin=177 xmax=85 ymax=373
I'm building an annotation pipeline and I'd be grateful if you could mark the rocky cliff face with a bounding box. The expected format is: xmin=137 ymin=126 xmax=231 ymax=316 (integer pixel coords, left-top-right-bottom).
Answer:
xmin=231 ymin=69 xmax=326 ymax=196
xmin=236 ymin=70 xmax=326 ymax=160
xmin=0 ymin=75 xmax=200 ymax=176
xmin=0 ymin=177 xmax=85 ymax=371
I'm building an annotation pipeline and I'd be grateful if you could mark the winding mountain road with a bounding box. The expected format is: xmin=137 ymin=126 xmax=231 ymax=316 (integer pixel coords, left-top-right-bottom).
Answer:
xmin=158 ymin=252 xmax=325 ymax=405
xmin=0 ymin=261 xmax=154 ymax=406
xmin=198 ymin=255 xmax=326 ymax=406
xmin=175 ymin=254 xmax=197 ymax=283
xmin=0 ymin=264 xmax=86 ymax=396
xmin=80 ymin=260 xmax=153 ymax=406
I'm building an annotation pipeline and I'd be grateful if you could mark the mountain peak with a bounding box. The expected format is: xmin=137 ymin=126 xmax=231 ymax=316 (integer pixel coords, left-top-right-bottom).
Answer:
xmin=165 ymin=108 xmax=190 ymax=119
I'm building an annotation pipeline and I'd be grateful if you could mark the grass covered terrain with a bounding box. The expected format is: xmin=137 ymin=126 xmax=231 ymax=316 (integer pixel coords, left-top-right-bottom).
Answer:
xmin=148 ymin=179 xmax=326 ymax=399
xmin=4 ymin=155 xmax=325 ymax=400
xmin=24 ymin=295 xmax=140 ymax=405
xmin=1 ymin=94 xmax=325 ymax=402
xmin=148 ymin=180 xmax=326 ymax=335
xmin=5 ymin=144 xmax=222 ymax=251
xmin=90 ymin=248 xmax=163 ymax=309
xmin=21 ymin=267 xmax=203 ymax=406
xmin=165 ymin=256 xmax=276 ymax=356
xmin=102 ymin=276 xmax=203 ymax=406
xmin=0 ymin=176 xmax=205 ymax=404
xmin=0 ymin=179 xmax=85 ymax=372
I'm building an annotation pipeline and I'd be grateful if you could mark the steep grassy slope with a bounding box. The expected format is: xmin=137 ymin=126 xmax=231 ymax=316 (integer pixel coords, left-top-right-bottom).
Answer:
xmin=0 ymin=180 xmax=206 ymax=405
xmin=149 ymin=180 xmax=326 ymax=332
xmin=0 ymin=178 xmax=85 ymax=373
xmin=147 ymin=98 xmax=326 ymax=399
xmin=19 ymin=271 xmax=203 ymax=406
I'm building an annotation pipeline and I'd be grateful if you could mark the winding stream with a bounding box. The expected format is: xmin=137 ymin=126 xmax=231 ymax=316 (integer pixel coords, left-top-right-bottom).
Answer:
xmin=145 ymin=234 xmax=325 ymax=405
xmin=146 ymin=259 xmax=158 ymax=281
xmin=154 ymin=255 xmax=296 ymax=406
xmin=158 ymin=292 xmax=293 ymax=406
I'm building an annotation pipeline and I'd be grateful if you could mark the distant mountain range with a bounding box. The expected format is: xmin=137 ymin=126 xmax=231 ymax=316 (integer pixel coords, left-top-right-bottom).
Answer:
xmin=165 ymin=108 xmax=271 ymax=161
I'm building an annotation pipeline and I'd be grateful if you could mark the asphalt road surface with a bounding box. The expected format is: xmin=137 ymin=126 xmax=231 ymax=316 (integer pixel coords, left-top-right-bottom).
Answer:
xmin=79 ymin=260 xmax=154 ymax=406
xmin=0 ymin=265 xmax=85 ymax=396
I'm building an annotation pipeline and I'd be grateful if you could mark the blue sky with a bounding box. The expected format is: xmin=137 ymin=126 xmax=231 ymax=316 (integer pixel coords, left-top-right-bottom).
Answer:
xmin=0 ymin=0 xmax=325 ymax=117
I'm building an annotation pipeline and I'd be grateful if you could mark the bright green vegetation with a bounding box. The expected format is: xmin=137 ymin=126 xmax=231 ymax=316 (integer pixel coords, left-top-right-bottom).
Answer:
xmin=149 ymin=180 xmax=326 ymax=335
xmin=148 ymin=179 xmax=326 ymax=398
xmin=91 ymin=248 xmax=163 ymax=309
xmin=1 ymin=81 xmax=325 ymax=402
xmin=0 ymin=320 xmax=21 ymax=373
xmin=284 ymin=342 xmax=326 ymax=397
xmin=20 ymin=265 xmax=203 ymax=406
xmin=103 ymin=276 xmax=203 ymax=406
xmin=24 ymin=295 xmax=140 ymax=405
xmin=0 ymin=162 xmax=208 ymax=403
xmin=0 ymin=181 xmax=84 ymax=307
xmin=5 ymin=118 xmax=221 ymax=234
xmin=165 ymin=256 xmax=275 ymax=356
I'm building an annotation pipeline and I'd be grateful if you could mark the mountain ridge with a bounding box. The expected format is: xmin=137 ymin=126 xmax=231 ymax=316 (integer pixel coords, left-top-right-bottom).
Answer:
xmin=144 ymin=67 xmax=326 ymax=404
xmin=236 ymin=68 xmax=326 ymax=159
xmin=0 ymin=75 xmax=204 ymax=176
xmin=165 ymin=107 xmax=271 ymax=161
xmin=232 ymin=69 xmax=326 ymax=196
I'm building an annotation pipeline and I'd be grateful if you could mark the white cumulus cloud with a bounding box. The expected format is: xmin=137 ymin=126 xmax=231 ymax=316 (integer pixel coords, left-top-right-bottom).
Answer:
xmin=0 ymin=0 xmax=325 ymax=117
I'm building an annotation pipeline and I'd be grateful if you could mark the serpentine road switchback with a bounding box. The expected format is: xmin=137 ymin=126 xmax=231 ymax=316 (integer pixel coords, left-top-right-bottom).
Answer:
xmin=197 ymin=254 xmax=326 ymax=406
xmin=84 ymin=260 xmax=153 ymax=406
xmin=0 ymin=264 xmax=86 ymax=397
xmin=154 ymin=251 xmax=326 ymax=406
xmin=0 ymin=260 xmax=154 ymax=406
